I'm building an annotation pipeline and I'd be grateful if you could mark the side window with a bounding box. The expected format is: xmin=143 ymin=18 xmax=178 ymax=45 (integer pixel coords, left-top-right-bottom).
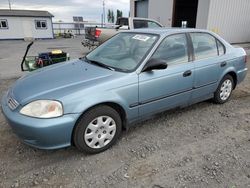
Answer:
xmin=116 ymin=18 xmax=128 ymax=26
xmin=190 ymin=33 xmax=218 ymax=60
xmin=35 ymin=20 xmax=47 ymax=29
xmin=133 ymin=20 xmax=148 ymax=29
xmin=217 ymin=40 xmax=225 ymax=56
xmin=151 ymin=34 xmax=189 ymax=65
xmin=0 ymin=19 xmax=8 ymax=29
xmin=147 ymin=21 xmax=161 ymax=28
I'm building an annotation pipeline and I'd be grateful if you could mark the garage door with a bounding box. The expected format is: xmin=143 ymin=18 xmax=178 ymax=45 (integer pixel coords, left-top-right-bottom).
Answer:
xmin=135 ymin=0 xmax=148 ymax=18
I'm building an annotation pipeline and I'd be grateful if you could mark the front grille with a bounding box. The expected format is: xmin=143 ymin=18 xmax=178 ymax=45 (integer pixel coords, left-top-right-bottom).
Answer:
xmin=7 ymin=92 xmax=19 ymax=110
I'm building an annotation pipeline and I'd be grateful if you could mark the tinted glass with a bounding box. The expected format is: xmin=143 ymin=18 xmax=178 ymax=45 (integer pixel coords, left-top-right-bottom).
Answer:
xmin=147 ymin=21 xmax=161 ymax=28
xmin=86 ymin=33 xmax=158 ymax=71
xmin=217 ymin=40 xmax=225 ymax=56
xmin=190 ymin=33 xmax=218 ymax=60
xmin=133 ymin=20 xmax=148 ymax=29
xmin=151 ymin=34 xmax=189 ymax=65
xmin=116 ymin=18 xmax=128 ymax=26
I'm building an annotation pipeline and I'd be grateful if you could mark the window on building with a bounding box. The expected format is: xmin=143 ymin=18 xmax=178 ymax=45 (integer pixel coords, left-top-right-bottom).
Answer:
xmin=0 ymin=19 xmax=8 ymax=29
xmin=190 ymin=33 xmax=219 ymax=60
xmin=35 ymin=20 xmax=47 ymax=29
xmin=151 ymin=34 xmax=189 ymax=65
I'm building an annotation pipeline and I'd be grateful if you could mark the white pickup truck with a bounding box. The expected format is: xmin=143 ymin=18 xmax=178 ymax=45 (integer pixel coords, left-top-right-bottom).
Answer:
xmin=82 ymin=17 xmax=162 ymax=48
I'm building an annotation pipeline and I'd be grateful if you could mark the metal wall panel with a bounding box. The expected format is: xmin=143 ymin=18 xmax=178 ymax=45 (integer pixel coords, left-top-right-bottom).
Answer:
xmin=207 ymin=0 xmax=250 ymax=43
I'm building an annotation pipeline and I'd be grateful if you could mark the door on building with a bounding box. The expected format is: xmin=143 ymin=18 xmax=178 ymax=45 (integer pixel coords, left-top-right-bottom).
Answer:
xmin=172 ymin=0 xmax=199 ymax=28
xmin=22 ymin=19 xmax=33 ymax=38
xmin=135 ymin=0 xmax=148 ymax=18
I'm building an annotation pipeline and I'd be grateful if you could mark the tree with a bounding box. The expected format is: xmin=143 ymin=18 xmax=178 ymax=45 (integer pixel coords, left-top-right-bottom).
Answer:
xmin=111 ymin=10 xmax=115 ymax=23
xmin=116 ymin=9 xmax=123 ymax=21
xmin=107 ymin=9 xmax=115 ymax=23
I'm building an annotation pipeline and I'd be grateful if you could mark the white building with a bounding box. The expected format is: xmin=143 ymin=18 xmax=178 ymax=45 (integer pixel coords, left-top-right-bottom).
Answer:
xmin=130 ymin=0 xmax=250 ymax=43
xmin=0 ymin=9 xmax=54 ymax=40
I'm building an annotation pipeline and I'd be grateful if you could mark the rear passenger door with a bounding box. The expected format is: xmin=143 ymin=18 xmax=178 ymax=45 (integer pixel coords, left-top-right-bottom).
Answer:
xmin=190 ymin=32 xmax=225 ymax=101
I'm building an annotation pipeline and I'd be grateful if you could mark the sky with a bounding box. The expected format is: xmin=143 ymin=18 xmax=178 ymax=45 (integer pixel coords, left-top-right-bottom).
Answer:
xmin=0 ymin=0 xmax=130 ymax=22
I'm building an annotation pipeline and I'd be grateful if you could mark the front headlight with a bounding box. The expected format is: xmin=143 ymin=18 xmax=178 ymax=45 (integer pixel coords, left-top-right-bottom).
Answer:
xmin=20 ymin=100 xmax=63 ymax=118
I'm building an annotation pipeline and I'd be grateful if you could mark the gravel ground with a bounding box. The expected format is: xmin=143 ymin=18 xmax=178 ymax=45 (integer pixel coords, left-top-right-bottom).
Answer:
xmin=0 ymin=58 xmax=249 ymax=188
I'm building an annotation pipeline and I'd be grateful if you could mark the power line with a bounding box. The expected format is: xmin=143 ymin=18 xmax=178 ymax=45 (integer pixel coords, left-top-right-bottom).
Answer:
xmin=8 ymin=0 xmax=12 ymax=10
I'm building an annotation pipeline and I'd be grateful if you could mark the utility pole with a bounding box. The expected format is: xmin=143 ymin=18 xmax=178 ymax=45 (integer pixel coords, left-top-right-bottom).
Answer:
xmin=8 ymin=0 xmax=12 ymax=10
xmin=103 ymin=0 xmax=105 ymax=25
xmin=101 ymin=13 xmax=103 ymax=27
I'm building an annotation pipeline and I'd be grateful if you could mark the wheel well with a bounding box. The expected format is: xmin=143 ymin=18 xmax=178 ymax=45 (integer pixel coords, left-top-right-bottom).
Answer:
xmin=71 ymin=102 xmax=127 ymax=146
xmin=227 ymin=71 xmax=237 ymax=89
xmin=101 ymin=102 xmax=127 ymax=128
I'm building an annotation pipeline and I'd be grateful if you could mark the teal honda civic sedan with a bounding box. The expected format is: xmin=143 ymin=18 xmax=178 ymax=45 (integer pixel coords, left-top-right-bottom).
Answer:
xmin=1 ymin=28 xmax=248 ymax=153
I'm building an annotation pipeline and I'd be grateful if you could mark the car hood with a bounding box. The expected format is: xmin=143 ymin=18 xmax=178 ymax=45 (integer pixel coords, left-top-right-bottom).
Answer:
xmin=11 ymin=59 xmax=118 ymax=105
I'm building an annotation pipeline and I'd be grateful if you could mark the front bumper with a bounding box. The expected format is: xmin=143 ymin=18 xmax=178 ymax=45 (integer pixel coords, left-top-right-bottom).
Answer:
xmin=1 ymin=93 xmax=79 ymax=150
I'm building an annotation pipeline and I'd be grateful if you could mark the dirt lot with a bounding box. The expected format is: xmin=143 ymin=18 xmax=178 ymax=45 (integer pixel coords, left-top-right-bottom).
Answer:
xmin=0 ymin=58 xmax=250 ymax=188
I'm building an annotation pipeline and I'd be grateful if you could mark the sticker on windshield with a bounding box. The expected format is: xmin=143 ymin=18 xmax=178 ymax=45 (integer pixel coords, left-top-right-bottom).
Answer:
xmin=132 ymin=35 xmax=151 ymax=42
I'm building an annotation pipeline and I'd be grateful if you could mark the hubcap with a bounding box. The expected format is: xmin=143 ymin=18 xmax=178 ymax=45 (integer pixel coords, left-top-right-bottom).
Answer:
xmin=84 ymin=116 xmax=116 ymax=149
xmin=220 ymin=79 xmax=232 ymax=101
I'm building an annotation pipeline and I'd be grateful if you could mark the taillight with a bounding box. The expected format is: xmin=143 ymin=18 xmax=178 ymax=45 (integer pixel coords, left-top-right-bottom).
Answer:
xmin=95 ymin=29 xmax=101 ymax=38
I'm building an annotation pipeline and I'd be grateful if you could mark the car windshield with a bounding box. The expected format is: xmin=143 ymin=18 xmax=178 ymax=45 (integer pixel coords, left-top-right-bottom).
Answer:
xmin=86 ymin=32 xmax=158 ymax=72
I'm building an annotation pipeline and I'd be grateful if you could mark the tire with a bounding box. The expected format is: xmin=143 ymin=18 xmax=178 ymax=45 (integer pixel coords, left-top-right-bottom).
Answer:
xmin=213 ymin=74 xmax=234 ymax=104
xmin=73 ymin=105 xmax=122 ymax=154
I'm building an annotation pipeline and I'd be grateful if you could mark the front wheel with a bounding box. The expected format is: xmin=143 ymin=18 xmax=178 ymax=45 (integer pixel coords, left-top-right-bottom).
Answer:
xmin=213 ymin=75 xmax=234 ymax=104
xmin=73 ymin=105 xmax=122 ymax=154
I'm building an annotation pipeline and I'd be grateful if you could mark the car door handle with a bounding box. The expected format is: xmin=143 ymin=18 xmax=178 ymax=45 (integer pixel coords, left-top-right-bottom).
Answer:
xmin=183 ymin=70 xmax=192 ymax=77
xmin=220 ymin=61 xmax=227 ymax=67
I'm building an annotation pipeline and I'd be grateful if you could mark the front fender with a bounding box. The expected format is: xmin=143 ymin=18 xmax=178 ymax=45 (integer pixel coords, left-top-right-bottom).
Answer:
xmin=75 ymin=91 xmax=130 ymax=113
xmin=63 ymin=85 xmax=139 ymax=124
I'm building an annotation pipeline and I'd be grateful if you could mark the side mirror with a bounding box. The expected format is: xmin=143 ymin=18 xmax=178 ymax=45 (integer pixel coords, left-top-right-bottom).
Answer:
xmin=142 ymin=58 xmax=168 ymax=72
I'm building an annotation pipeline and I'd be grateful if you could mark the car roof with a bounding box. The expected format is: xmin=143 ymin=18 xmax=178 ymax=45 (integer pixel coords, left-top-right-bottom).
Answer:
xmin=126 ymin=27 xmax=211 ymax=36
xmin=122 ymin=27 xmax=232 ymax=49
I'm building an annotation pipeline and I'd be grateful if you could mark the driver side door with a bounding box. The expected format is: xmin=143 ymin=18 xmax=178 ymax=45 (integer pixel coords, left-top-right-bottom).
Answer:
xmin=138 ymin=33 xmax=194 ymax=117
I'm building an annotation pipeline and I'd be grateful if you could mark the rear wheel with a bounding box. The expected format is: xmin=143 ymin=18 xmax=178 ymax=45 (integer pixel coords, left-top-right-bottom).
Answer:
xmin=73 ymin=105 xmax=122 ymax=154
xmin=213 ymin=74 xmax=234 ymax=104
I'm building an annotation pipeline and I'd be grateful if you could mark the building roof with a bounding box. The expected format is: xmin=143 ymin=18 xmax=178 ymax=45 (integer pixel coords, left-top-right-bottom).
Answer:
xmin=0 ymin=9 xmax=54 ymax=18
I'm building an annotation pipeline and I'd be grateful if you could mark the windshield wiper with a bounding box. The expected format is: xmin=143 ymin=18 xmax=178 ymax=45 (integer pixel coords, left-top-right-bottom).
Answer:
xmin=84 ymin=57 xmax=114 ymax=71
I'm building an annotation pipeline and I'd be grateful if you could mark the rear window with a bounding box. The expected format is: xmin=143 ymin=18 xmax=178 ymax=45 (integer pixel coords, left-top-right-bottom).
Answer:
xmin=148 ymin=21 xmax=162 ymax=28
xmin=133 ymin=20 xmax=148 ymax=29
xmin=116 ymin=18 xmax=128 ymax=26
xmin=133 ymin=20 xmax=161 ymax=29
